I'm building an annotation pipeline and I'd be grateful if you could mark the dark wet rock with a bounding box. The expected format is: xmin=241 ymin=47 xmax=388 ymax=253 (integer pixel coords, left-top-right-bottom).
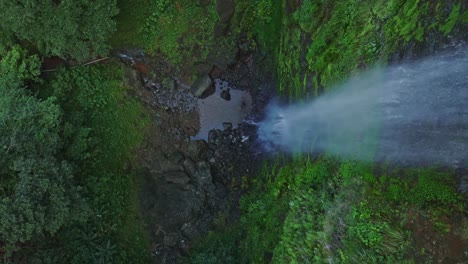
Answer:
xmin=159 ymin=159 xmax=184 ymax=173
xmin=220 ymin=89 xmax=231 ymax=101
xmin=209 ymin=65 xmax=223 ymax=79
xmin=183 ymin=158 xmax=197 ymax=176
xmin=200 ymin=83 xmax=216 ymax=99
xmin=217 ymin=0 xmax=235 ymax=23
xmin=193 ymin=161 xmax=214 ymax=188
xmin=223 ymin=122 xmax=232 ymax=130
xmin=165 ymin=171 xmax=190 ymax=185
xmin=166 ymin=151 xmax=185 ymax=164
xmin=207 ymin=128 xmax=254 ymax=186
xmin=178 ymin=238 xmax=191 ymax=256
xmin=164 ymin=232 xmax=180 ymax=247
xmin=117 ymin=53 xmax=136 ymax=65
xmin=191 ymin=74 xmax=213 ymax=97
xmin=180 ymin=222 xmax=199 ymax=241
xmin=186 ymin=140 xmax=208 ymax=160
xmin=143 ymin=183 xmax=202 ymax=231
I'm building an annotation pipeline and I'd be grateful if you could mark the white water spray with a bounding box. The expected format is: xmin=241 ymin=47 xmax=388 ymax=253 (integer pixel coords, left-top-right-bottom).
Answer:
xmin=259 ymin=47 xmax=468 ymax=166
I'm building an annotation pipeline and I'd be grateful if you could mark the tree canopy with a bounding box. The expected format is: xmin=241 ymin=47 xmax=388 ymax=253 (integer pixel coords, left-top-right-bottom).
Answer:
xmin=0 ymin=0 xmax=118 ymax=61
xmin=0 ymin=47 xmax=81 ymax=254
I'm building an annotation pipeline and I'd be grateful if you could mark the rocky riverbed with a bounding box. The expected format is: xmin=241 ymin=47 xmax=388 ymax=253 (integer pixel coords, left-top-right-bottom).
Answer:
xmin=116 ymin=39 xmax=274 ymax=263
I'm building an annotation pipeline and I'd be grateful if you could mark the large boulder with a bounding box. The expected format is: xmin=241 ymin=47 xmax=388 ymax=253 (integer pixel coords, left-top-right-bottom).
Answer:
xmin=220 ymin=89 xmax=231 ymax=101
xmin=164 ymin=171 xmax=190 ymax=185
xmin=191 ymin=74 xmax=214 ymax=98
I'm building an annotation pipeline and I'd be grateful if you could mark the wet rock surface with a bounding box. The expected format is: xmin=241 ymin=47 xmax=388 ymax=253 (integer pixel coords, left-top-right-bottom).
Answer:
xmin=118 ymin=37 xmax=274 ymax=263
xmin=191 ymin=74 xmax=214 ymax=98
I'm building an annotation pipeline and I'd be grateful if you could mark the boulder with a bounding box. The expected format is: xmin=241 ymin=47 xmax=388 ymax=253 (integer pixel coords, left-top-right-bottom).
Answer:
xmin=220 ymin=89 xmax=231 ymax=101
xmin=165 ymin=171 xmax=190 ymax=185
xmin=183 ymin=158 xmax=197 ymax=176
xmin=163 ymin=232 xmax=179 ymax=247
xmin=187 ymin=140 xmax=208 ymax=159
xmin=223 ymin=122 xmax=232 ymax=130
xmin=180 ymin=222 xmax=200 ymax=241
xmin=191 ymin=74 xmax=214 ymax=98
xmin=193 ymin=161 xmax=214 ymax=189
xmin=146 ymin=183 xmax=202 ymax=230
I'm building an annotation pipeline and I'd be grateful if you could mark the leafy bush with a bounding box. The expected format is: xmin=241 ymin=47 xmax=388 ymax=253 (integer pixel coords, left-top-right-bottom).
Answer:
xmin=409 ymin=170 xmax=462 ymax=209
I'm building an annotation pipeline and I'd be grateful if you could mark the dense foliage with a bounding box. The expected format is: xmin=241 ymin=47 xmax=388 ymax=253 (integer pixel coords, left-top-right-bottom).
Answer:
xmin=0 ymin=45 xmax=149 ymax=262
xmin=0 ymin=0 xmax=118 ymax=61
xmin=0 ymin=0 xmax=466 ymax=263
xmin=278 ymin=0 xmax=468 ymax=98
xmin=0 ymin=0 xmax=153 ymax=261
xmin=0 ymin=47 xmax=81 ymax=255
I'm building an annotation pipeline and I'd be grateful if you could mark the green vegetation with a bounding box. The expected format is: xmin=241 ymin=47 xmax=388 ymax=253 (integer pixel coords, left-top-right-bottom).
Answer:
xmin=142 ymin=0 xmax=219 ymax=65
xmin=0 ymin=47 xmax=73 ymax=250
xmin=191 ymin=158 xmax=464 ymax=263
xmin=136 ymin=0 xmax=285 ymax=77
xmin=0 ymin=5 xmax=150 ymax=257
xmin=278 ymin=0 xmax=467 ymax=98
xmin=236 ymin=0 xmax=284 ymax=55
xmin=0 ymin=46 xmax=149 ymax=262
xmin=42 ymin=65 xmax=149 ymax=263
xmin=1 ymin=0 xmax=466 ymax=263
xmin=111 ymin=0 xmax=152 ymax=48
xmin=0 ymin=0 xmax=118 ymax=61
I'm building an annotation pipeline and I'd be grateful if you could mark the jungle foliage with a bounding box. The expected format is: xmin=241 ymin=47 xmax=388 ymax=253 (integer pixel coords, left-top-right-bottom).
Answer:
xmin=0 ymin=46 xmax=149 ymax=263
xmin=0 ymin=6 xmax=150 ymax=259
xmin=0 ymin=0 xmax=118 ymax=61
xmin=0 ymin=0 xmax=466 ymax=263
